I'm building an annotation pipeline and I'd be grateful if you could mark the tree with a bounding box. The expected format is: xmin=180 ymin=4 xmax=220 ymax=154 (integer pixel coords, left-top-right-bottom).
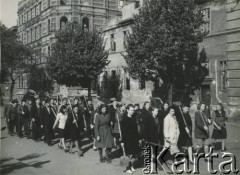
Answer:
xmin=28 ymin=65 xmax=54 ymax=98
xmin=1 ymin=22 xmax=33 ymax=100
xmin=46 ymin=23 xmax=109 ymax=98
xmin=123 ymin=0 xmax=208 ymax=104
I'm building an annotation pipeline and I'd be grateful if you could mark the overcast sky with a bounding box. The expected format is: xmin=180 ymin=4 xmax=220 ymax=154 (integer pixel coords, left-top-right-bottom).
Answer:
xmin=0 ymin=0 xmax=20 ymax=28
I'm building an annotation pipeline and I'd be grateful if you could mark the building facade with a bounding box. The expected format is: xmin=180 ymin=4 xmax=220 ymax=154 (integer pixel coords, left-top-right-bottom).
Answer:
xmin=100 ymin=0 xmax=154 ymax=105
xmin=102 ymin=0 xmax=240 ymax=112
xmin=195 ymin=0 xmax=240 ymax=114
xmin=13 ymin=0 xmax=121 ymax=100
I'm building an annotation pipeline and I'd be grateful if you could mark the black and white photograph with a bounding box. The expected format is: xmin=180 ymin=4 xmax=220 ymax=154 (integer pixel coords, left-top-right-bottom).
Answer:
xmin=0 ymin=0 xmax=240 ymax=174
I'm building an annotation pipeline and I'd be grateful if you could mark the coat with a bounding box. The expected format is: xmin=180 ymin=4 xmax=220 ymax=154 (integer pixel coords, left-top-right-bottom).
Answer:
xmin=41 ymin=106 xmax=55 ymax=128
xmin=94 ymin=113 xmax=114 ymax=148
xmin=32 ymin=104 xmax=43 ymax=123
xmin=7 ymin=104 xmax=18 ymax=120
xmin=113 ymin=110 xmax=124 ymax=134
xmin=143 ymin=115 xmax=160 ymax=144
xmin=17 ymin=105 xmax=29 ymax=119
xmin=120 ymin=114 xmax=141 ymax=155
xmin=195 ymin=111 xmax=210 ymax=139
xmin=68 ymin=111 xmax=84 ymax=140
xmin=177 ymin=111 xmax=193 ymax=148
xmin=164 ymin=114 xmax=180 ymax=154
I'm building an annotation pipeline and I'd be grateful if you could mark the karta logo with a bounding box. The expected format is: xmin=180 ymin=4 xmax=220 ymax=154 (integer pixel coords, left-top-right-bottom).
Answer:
xmin=142 ymin=146 xmax=239 ymax=174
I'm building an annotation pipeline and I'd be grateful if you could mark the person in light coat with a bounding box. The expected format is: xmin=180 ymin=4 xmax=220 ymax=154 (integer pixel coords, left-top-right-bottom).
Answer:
xmin=164 ymin=107 xmax=180 ymax=155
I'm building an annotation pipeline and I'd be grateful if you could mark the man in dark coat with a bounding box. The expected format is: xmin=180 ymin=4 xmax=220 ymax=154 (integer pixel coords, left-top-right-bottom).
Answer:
xmin=108 ymin=97 xmax=118 ymax=128
xmin=133 ymin=104 xmax=144 ymax=139
xmin=143 ymin=107 xmax=160 ymax=145
xmin=31 ymin=98 xmax=43 ymax=141
xmin=41 ymin=100 xmax=55 ymax=146
xmin=141 ymin=101 xmax=152 ymax=127
xmin=17 ymin=99 xmax=29 ymax=138
xmin=6 ymin=99 xmax=18 ymax=136
xmin=121 ymin=104 xmax=141 ymax=174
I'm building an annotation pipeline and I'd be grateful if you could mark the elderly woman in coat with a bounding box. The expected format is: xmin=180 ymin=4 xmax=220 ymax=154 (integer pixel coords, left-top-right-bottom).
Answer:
xmin=164 ymin=107 xmax=180 ymax=155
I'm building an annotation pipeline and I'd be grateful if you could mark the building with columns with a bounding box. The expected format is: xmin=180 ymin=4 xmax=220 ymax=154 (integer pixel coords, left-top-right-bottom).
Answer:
xmin=14 ymin=0 xmax=121 ymax=99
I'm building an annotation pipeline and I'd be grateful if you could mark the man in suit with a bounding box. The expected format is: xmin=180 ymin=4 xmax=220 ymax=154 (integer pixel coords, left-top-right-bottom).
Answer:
xmin=7 ymin=99 xmax=18 ymax=136
xmin=41 ymin=100 xmax=55 ymax=146
xmin=32 ymin=98 xmax=43 ymax=141
xmin=17 ymin=99 xmax=29 ymax=138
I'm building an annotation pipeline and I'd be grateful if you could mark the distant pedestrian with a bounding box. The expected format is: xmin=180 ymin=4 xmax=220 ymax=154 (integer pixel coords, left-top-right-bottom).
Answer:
xmin=41 ymin=100 xmax=55 ymax=146
xmin=32 ymin=98 xmax=43 ymax=141
xmin=17 ymin=99 xmax=29 ymax=138
xmin=6 ymin=99 xmax=18 ymax=136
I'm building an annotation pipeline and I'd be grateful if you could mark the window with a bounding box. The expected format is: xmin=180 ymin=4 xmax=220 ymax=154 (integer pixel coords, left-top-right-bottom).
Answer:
xmin=201 ymin=8 xmax=210 ymax=33
xmin=39 ymin=24 xmax=42 ymax=38
xmin=42 ymin=0 xmax=48 ymax=10
xmin=48 ymin=45 xmax=51 ymax=56
xmin=201 ymin=61 xmax=209 ymax=76
xmin=24 ymin=12 xmax=27 ymax=23
xmin=82 ymin=17 xmax=89 ymax=31
xmin=126 ymin=77 xmax=130 ymax=90
xmin=32 ymin=8 xmax=35 ymax=18
xmin=23 ymin=32 xmax=27 ymax=44
xmin=28 ymin=10 xmax=32 ymax=21
xmin=123 ymin=30 xmax=128 ymax=49
xmin=220 ymin=61 xmax=227 ymax=90
xmin=60 ymin=0 xmax=67 ymax=5
xmin=60 ymin=16 xmax=68 ymax=29
xmin=36 ymin=5 xmax=40 ymax=15
xmin=48 ymin=19 xmax=51 ymax=33
xmin=110 ymin=34 xmax=116 ymax=51
xmin=18 ymin=76 xmax=24 ymax=88
xmin=35 ymin=26 xmax=37 ymax=40
xmin=32 ymin=28 xmax=35 ymax=41
xmin=51 ymin=17 xmax=56 ymax=31
xmin=39 ymin=2 xmax=42 ymax=13
xmin=135 ymin=1 xmax=140 ymax=9
xmin=42 ymin=20 xmax=48 ymax=36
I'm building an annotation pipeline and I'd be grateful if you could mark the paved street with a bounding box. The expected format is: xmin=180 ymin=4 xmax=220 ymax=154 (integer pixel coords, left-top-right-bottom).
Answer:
xmin=1 ymin=114 xmax=240 ymax=175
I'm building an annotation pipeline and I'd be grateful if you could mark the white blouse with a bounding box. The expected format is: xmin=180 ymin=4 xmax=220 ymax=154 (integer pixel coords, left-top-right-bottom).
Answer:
xmin=56 ymin=113 xmax=68 ymax=129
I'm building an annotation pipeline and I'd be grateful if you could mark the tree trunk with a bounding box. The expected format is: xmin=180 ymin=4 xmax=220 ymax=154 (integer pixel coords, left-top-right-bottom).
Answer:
xmin=168 ymin=83 xmax=173 ymax=105
xmin=10 ymin=80 xmax=15 ymax=100
xmin=88 ymin=79 xmax=92 ymax=99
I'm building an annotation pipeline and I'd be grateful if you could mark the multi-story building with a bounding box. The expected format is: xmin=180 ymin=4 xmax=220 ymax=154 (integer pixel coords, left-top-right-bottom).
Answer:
xmin=14 ymin=0 xmax=121 ymax=99
xmin=100 ymin=0 xmax=154 ymax=105
xmin=101 ymin=0 xmax=240 ymax=112
xmin=195 ymin=0 xmax=240 ymax=114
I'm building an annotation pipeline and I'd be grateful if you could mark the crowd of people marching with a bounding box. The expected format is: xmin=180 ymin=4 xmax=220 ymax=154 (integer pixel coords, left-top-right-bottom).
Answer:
xmin=3 ymin=96 xmax=228 ymax=174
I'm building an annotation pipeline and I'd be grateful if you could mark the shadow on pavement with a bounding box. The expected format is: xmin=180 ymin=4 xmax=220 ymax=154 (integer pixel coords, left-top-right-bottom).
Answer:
xmin=17 ymin=153 xmax=47 ymax=161
xmin=0 ymin=161 xmax=29 ymax=174
xmin=31 ymin=160 xmax=51 ymax=168
xmin=0 ymin=154 xmax=51 ymax=175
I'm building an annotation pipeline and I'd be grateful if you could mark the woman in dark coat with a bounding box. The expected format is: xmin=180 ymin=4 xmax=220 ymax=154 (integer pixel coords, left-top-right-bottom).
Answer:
xmin=211 ymin=103 xmax=227 ymax=151
xmin=121 ymin=104 xmax=141 ymax=174
xmin=68 ymin=105 xmax=84 ymax=156
xmin=94 ymin=104 xmax=114 ymax=163
xmin=176 ymin=104 xmax=193 ymax=163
